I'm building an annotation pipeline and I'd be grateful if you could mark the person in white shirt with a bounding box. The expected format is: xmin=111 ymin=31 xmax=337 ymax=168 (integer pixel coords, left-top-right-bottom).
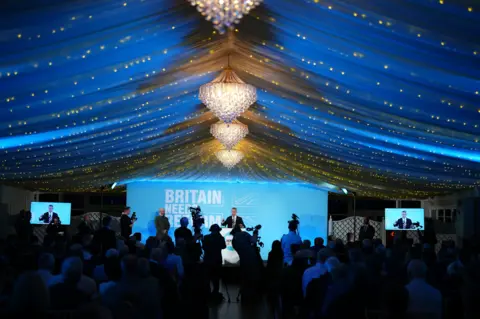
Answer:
xmin=405 ymin=259 xmax=442 ymax=319
xmin=302 ymin=248 xmax=333 ymax=296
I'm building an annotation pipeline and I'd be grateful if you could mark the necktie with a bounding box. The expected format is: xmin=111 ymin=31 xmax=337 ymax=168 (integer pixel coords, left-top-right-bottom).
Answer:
xmin=232 ymin=216 xmax=236 ymax=228
xmin=49 ymin=213 xmax=52 ymax=223
xmin=403 ymin=219 xmax=406 ymax=229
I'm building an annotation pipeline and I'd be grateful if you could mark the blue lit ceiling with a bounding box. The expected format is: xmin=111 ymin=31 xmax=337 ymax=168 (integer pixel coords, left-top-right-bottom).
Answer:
xmin=0 ymin=0 xmax=479 ymax=198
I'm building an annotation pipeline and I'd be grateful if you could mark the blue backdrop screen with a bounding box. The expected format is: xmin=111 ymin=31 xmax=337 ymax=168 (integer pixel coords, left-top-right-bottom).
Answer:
xmin=127 ymin=181 xmax=328 ymax=259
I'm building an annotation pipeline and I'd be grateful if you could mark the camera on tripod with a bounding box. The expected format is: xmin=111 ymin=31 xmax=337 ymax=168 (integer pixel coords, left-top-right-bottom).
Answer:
xmin=246 ymin=224 xmax=264 ymax=249
xmin=189 ymin=206 xmax=205 ymax=235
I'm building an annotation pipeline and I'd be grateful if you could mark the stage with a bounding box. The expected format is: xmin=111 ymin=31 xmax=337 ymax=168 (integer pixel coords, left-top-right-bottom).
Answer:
xmin=127 ymin=181 xmax=328 ymax=260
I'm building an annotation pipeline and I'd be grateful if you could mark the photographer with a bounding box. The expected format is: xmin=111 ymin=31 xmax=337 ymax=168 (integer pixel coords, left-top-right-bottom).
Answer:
xmin=281 ymin=216 xmax=302 ymax=265
xmin=120 ymin=206 xmax=135 ymax=239
xmin=202 ymin=224 xmax=226 ymax=300
xmin=232 ymin=225 xmax=262 ymax=302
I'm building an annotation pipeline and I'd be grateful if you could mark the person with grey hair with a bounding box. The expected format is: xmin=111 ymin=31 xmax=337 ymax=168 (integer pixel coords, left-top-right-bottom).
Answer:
xmin=49 ymin=257 xmax=90 ymax=310
xmin=302 ymin=248 xmax=333 ymax=296
xmin=405 ymin=259 xmax=442 ymax=318
xmin=102 ymin=255 xmax=162 ymax=318
xmin=37 ymin=253 xmax=55 ymax=284
xmin=10 ymin=272 xmax=50 ymax=315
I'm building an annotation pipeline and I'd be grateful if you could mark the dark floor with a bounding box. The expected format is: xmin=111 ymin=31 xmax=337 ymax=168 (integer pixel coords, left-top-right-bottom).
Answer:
xmin=209 ymin=283 xmax=274 ymax=319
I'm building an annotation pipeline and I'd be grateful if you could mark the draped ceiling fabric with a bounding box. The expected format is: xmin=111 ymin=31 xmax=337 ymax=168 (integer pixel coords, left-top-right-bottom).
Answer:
xmin=0 ymin=0 xmax=479 ymax=198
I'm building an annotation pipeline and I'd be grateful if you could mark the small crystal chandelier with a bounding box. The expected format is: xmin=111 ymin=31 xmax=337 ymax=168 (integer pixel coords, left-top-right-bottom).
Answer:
xmin=188 ymin=0 xmax=263 ymax=34
xmin=211 ymin=121 xmax=248 ymax=150
xmin=216 ymin=149 xmax=244 ymax=169
xmin=199 ymin=68 xmax=256 ymax=123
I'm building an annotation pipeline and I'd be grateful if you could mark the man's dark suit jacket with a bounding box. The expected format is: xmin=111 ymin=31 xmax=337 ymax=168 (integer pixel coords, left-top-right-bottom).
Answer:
xmin=93 ymin=227 xmax=117 ymax=255
xmin=39 ymin=212 xmax=59 ymax=224
xmin=221 ymin=216 xmax=245 ymax=228
xmin=394 ymin=218 xmax=412 ymax=229
xmin=202 ymin=232 xmax=226 ymax=265
xmin=120 ymin=214 xmax=132 ymax=238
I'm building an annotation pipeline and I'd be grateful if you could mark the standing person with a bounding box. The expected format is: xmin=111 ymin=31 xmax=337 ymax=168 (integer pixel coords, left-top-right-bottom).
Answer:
xmin=281 ymin=220 xmax=302 ymax=265
xmin=359 ymin=217 xmax=375 ymax=241
xmin=155 ymin=208 xmax=170 ymax=237
xmin=46 ymin=217 xmax=64 ymax=237
xmin=202 ymin=224 xmax=226 ymax=299
xmin=93 ymin=216 xmax=117 ymax=257
xmin=77 ymin=215 xmax=94 ymax=235
xmin=120 ymin=207 xmax=134 ymax=239
xmin=221 ymin=207 xmax=245 ymax=229
xmin=174 ymin=217 xmax=193 ymax=243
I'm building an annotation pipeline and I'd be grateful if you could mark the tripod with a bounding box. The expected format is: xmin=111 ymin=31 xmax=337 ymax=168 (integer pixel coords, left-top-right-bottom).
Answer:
xmin=223 ymin=278 xmax=242 ymax=303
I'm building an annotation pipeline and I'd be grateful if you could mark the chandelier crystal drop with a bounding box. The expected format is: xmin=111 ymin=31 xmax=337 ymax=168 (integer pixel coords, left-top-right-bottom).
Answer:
xmin=188 ymin=0 xmax=263 ymax=34
xmin=216 ymin=149 xmax=244 ymax=169
xmin=210 ymin=121 xmax=249 ymax=150
xmin=199 ymin=68 xmax=256 ymax=123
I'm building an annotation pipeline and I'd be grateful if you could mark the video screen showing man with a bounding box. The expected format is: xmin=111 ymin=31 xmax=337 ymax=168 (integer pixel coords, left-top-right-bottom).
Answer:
xmin=221 ymin=207 xmax=245 ymax=229
xmin=39 ymin=205 xmax=60 ymax=224
xmin=394 ymin=210 xmax=412 ymax=230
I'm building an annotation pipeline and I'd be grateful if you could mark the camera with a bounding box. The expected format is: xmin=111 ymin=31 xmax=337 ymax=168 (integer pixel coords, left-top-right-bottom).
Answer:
xmin=189 ymin=206 xmax=205 ymax=235
xmin=131 ymin=212 xmax=138 ymax=221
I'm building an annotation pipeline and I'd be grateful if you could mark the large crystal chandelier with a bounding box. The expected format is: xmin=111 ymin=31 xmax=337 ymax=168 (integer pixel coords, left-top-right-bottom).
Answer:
xmin=210 ymin=121 xmax=248 ymax=149
xmin=188 ymin=0 xmax=263 ymax=34
xmin=199 ymin=68 xmax=256 ymax=123
xmin=216 ymin=150 xmax=244 ymax=169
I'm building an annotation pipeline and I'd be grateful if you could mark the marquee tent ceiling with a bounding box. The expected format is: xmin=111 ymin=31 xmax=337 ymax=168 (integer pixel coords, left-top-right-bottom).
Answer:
xmin=0 ymin=0 xmax=479 ymax=198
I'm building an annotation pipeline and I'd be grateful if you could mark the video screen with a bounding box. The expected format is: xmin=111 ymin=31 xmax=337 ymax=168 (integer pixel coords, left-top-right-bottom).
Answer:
xmin=30 ymin=202 xmax=72 ymax=225
xmin=385 ymin=208 xmax=424 ymax=231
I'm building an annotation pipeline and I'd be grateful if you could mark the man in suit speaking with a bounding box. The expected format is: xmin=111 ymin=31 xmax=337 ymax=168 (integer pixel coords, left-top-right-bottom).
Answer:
xmin=39 ymin=204 xmax=60 ymax=224
xmin=394 ymin=210 xmax=412 ymax=229
xmin=221 ymin=207 xmax=245 ymax=229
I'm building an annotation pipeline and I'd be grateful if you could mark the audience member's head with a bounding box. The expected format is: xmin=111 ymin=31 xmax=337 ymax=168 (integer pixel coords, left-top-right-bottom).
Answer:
xmin=348 ymin=248 xmax=364 ymax=264
xmin=133 ymin=232 xmax=141 ymax=242
xmin=290 ymin=243 xmax=301 ymax=256
xmin=11 ymin=272 xmax=50 ymax=313
xmin=407 ymin=259 xmax=427 ymax=280
xmin=150 ymin=246 xmax=168 ymax=264
xmin=61 ymin=257 xmax=83 ymax=284
xmin=325 ymin=256 xmax=340 ymax=273
xmin=180 ymin=217 xmax=189 ymax=227
xmin=271 ymin=240 xmax=282 ymax=252
xmin=317 ymin=248 xmax=333 ymax=264
xmin=302 ymin=240 xmax=311 ymax=249
xmin=38 ymin=253 xmax=55 ymax=272
xmin=331 ymin=263 xmax=349 ymax=282
xmin=314 ymin=237 xmax=324 ymax=247
xmin=447 ymin=260 xmax=464 ymax=277
xmin=209 ymin=224 xmax=221 ymax=233
xmin=288 ymin=221 xmax=298 ymax=232
xmin=103 ymin=216 xmax=112 ymax=228
xmin=104 ymin=250 xmax=121 ymax=282
xmin=121 ymin=255 xmax=138 ymax=277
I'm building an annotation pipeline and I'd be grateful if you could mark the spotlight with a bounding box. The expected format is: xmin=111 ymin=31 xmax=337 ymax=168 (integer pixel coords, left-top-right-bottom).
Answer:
xmin=111 ymin=182 xmax=117 ymax=189
xmin=341 ymin=188 xmax=348 ymax=195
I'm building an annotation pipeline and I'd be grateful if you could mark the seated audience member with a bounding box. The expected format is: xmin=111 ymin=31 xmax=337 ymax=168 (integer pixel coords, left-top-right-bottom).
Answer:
xmin=312 ymin=237 xmax=325 ymax=253
xmin=405 ymin=259 xmax=442 ymax=319
xmin=98 ymin=249 xmax=122 ymax=295
xmin=93 ymin=216 xmax=117 ymax=257
xmin=9 ymin=272 xmax=50 ymax=316
xmin=304 ymin=257 xmax=340 ymax=318
xmin=36 ymin=253 xmax=55 ymax=285
xmin=302 ymin=248 xmax=333 ymax=296
xmin=322 ymin=263 xmax=357 ymax=318
xmin=165 ymin=240 xmax=184 ymax=280
xmin=102 ymin=255 xmax=162 ymax=319
xmin=382 ymin=284 xmax=409 ymax=319
xmin=48 ymin=248 xmax=97 ymax=298
xmin=77 ymin=215 xmax=94 ymax=235
xmin=150 ymin=246 xmax=179 ymax=319
xmin=49 ymin=257 xmax=90 ymax=310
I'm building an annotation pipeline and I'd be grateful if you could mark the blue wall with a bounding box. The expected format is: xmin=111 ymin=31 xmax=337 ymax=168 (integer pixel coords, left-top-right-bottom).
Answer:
xmin=127 ymin=181 xmax=328 ymax=259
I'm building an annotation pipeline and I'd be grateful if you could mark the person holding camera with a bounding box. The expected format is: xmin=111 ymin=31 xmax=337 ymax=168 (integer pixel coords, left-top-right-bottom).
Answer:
xmin=120 ymin=206 xmax=135 ymax=239
xmin=281 ymin=219 xmax=302 ymax=265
